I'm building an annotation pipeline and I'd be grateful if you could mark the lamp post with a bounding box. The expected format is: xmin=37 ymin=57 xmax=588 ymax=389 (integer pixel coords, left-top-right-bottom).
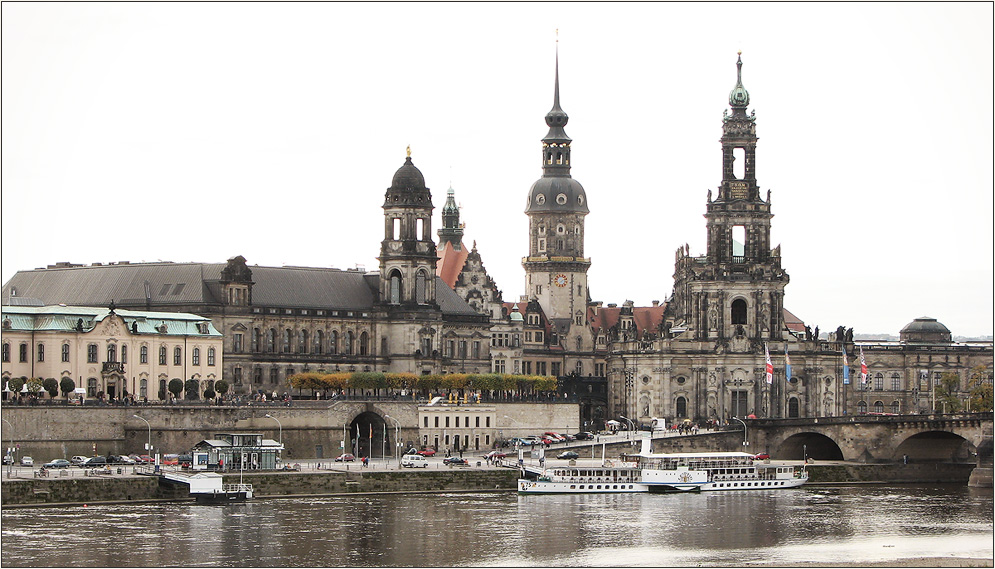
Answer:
xmin=133 ymin=414 xmax=152 ymax=457
xmin=384 ymin=415 xmax=400 ymax=464
xmin=2 ymin=418 xmax=13 ymax=476
xmin=732 ymin=416 xmax=748 ymax=449
xmin=619 ymin=415 xmax=635 ymax=443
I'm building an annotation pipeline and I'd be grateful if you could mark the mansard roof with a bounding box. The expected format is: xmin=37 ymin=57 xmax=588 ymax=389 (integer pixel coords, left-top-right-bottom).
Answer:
xmin=589 ymin=304 xmax=667 ymax=337
xmin=1 ymin=304 xmax=221 ymax=336
xmin=2 ymin=260 xmax=477 ymax=317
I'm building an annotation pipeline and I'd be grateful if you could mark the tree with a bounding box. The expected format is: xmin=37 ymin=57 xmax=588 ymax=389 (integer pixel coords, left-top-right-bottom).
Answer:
xmin=967 ymin=365 xmax=993 ymax=413
xmin=934 ymin=371 xmax=963 ymax=413
xmin=203 ymin=387 xmax=216 ymax=400
xmin=8 ymin=377 xmax=24 ymax=394
xmin=43 ymin=378 xmax=59 ymax=398
xmin=60 ymin=377 xmax=76 ymax=398
xmin=26 ymin=377 xmax=44 ymax=395
xmin=168 ymin=379 xmax=183 ymax=399
xmin=184 ymin=379 xmax=199 ymax=400
xmin=214 ymin=380 xmax=230 ymax=397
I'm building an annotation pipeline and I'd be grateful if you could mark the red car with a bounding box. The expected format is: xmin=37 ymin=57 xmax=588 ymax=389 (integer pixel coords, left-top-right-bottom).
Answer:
xmin=485 ymin=451 xmax=507 ymax=460
xmin=334 ymin=453 xmax=356 ymax=462
xmin=416 ymin=448 xmax=437 ymax=457
xmin=752 ymin=453 xmax=770 ymax=460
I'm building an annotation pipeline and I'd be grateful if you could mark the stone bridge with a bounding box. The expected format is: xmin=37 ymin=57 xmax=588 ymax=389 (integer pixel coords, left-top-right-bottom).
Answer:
xmin=748 ymin=413 xmax=993 ymax=464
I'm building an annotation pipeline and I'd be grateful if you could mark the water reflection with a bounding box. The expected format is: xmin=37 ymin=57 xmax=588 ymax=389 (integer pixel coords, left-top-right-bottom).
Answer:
xmin=1 ymin=485 xmax=990 ymax=567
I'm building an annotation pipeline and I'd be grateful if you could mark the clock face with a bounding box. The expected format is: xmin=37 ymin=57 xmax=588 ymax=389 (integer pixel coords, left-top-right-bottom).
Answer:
xmin=554 ymin=274 xmax=568 ymax=287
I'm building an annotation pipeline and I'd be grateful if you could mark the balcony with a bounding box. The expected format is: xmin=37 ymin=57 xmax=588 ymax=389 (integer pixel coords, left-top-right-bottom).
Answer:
xmin=102 ymin=362 xmax=124 ymax=374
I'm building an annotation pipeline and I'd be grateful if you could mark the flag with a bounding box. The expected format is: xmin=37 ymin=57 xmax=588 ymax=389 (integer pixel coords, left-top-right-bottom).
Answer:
xmin=842 ymin=346 xmax=850 ymax=385
xmin=784 ymin=346 xmax=792 ymax=382
xmin=764 ymin=343 xmax=773 ymax=384
xmin=859 ymin=346 xmax=868 ymax=384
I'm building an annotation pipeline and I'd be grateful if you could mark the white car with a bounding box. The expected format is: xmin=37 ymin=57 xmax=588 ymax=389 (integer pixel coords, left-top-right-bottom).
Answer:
xmin=400 ymin=454 xmax=428 ymax=468
xmin=20 ymin=456 xmax=33 ymax=467
xmin=70 ymin=456 xmax=88 ymax=466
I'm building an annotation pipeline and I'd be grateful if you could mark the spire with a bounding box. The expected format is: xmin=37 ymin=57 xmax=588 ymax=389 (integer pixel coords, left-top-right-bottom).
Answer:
xmin=728 ymin=51 xmax=750 ymax=110
xmin=437 ymin=186 xmax=464 ymax=250
xmin=543 ymin=33 xmax=569 ymax=142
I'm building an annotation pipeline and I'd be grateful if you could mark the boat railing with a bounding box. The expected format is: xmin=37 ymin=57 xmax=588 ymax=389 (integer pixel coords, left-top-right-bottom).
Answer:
xmin=223 ymin=483 xmax=253 ymax=493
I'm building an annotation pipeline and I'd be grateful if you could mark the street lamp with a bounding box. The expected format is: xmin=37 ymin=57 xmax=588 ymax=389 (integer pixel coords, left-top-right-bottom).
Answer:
xmin=732 ymin=416 xmax=748 ymax=448
xmin=619 ymin=415 xmax=635 ymax=442
xmin=384 ymin=415 xmax=400 ymax=463
xmin=264 ymin=414 xmax=283 ymax=446
xmin=133 ymin=414 xmax=152 ymax=456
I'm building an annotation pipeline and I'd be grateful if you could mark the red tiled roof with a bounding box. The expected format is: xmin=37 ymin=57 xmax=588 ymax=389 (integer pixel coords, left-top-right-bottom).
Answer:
xmin=436 ymin=241 xmax=469 ymax=288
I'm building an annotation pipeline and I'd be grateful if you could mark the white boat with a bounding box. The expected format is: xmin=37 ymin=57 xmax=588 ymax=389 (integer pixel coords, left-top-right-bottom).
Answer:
xmin=517 ymin=437 xmax=807 ymax=494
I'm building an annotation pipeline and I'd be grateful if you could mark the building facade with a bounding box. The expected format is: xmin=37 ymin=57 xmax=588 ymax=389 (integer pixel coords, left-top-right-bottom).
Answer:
xmin=1 ymin=304 xmax=223 ymax=401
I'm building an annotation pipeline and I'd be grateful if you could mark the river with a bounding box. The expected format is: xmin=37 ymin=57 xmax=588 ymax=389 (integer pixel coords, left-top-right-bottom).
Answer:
xmin=1 ymin=484 xmax=991 ymax=567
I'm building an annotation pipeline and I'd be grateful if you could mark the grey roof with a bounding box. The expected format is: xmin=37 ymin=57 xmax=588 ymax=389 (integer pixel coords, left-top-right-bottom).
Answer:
xmin=2 ymin=261 xmax=479 ymax=317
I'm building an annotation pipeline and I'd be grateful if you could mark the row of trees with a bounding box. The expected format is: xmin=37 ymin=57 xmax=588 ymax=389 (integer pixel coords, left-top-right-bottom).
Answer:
xmin=933 ymin=366 xmax=994 ymax=413
xmin=288 ymin=371 xmax=559 ymax=398
xmin=4 ymin=376 xmax=231 ymax=402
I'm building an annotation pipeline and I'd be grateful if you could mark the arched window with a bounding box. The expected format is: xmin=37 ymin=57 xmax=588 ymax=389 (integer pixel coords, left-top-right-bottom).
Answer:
xmin=159 ymin=346 xmax=167 ymax=365
xmin=62 ymin=343 xmax=71 ymax=363
xmin=140 ymin=378 xmax=148 ymax=399
xmin=37 ymin=343 xmax=45 ymax=362
xmin=88 ymin=344 xmax=99 ymax=363
xmin=266 ymin=329 xmax=276 ymax=353
xmin=107 ymin=344 xmax=117 ymax=363
xmin=282 ymin=329 xmax=292 ymax=353
xmin=874 ymin=372 xmax=884 ymax=391
xmin=158 ymin=379 xmax=167 ymax=399
xmin=891 ymin=372 xmax=902 ymax=391
xmin=857 ymin=401 xmax=867 ymax=415
xmin=87 ymin=377 xmax=98 ymax=397
xmin=251 ymin=328 xmax=261 ymax=352
xmin=891 ymin=401 xmax=901 ymax=414
xmin=314 ymin=330 xmax=324 ymax=355
xmin=329 ymin=331 xmax=338 ymax=355
xmin=346 ymin=332 xmax=354 ymax=355
xmin=390 ymin=271 xmax=402 ymax=304
xmin=873 ymin=401 xmax=884 ymax=414
xmin=121 ymin=345 xmax=127 ymax=364
xmin=299 ymin=330 xmax=308 ymax=354
xmin=207 ymin=347 xmax=216 ymax=366
xmin=731 ymin=299 xmax=748 ymax=325
xmin=192 ymin=348 xmax=200 ymax=365
xmin=788 ymin=397 xmax=800 ymax=418
xmin=415 ymin=271 xmax=427 ymax=304
xmin=359 ymin=332 xmax=369 ymax=356
xmin=676 ymin=396 xmax=688 ymax=418
xmin=140 ymin=346 xmax=148 ymax=364
xmin=1 ymin=343 xmax=8 ymax=363
xmin=173 ymin=347 xmax=182 ymax=365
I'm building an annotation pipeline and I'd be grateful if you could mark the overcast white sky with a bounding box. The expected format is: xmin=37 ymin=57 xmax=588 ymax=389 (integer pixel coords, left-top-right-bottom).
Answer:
xmin=2 ymin=3 xmax=992 ymax=338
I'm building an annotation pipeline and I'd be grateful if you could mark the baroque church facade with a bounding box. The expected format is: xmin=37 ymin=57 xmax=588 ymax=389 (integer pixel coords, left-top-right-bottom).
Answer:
xmin=3 ymin=51 xmax=992 ymax=424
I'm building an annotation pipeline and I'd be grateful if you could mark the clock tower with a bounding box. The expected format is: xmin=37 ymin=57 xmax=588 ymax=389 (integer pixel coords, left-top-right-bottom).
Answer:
xmin=522 ymin=44 xmax=594 ymax=353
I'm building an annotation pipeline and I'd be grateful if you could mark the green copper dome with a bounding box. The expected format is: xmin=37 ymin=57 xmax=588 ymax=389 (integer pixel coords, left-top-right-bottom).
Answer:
xmin=728 ymin=52 xmax=750 ymax=108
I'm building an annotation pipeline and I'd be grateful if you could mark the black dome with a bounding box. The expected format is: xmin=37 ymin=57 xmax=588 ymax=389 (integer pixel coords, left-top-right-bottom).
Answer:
xmin=525 ymin=176 xmax=589 ymax=214
xmin=390 ymin=157 xmax=426 ymax=192
xmin=900 ymin=316 xmax=952 ymax=343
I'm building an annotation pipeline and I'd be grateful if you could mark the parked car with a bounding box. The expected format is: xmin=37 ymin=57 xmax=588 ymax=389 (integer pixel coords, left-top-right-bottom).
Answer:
xmin=116 ymin=455 xmax=136 ymax=464
xmin=416 ymin=448 xmax=437 ymax=457
xmin=557 ymin=451 xmax=579 ymax=460
xmin=70 ymin=455 xmax=88 ymax=466
xmin=2 ymin=454 xmax=12 ymax=465
xmin=177 ymin=454 xmax=192 ymax=467
xmin=752 ymin=453 xmax=770 ymax=460
xmin=82 ymin=456 xmax=107 ymax=467
xmin=543 ymin=432 xmax=566 ymax=441
xmin=162 ymin=454 xmax=179 ymax=466
xmin=573 ymin=432 xmax=595 ymax=441
xmin=20 ymin=456 xmax=34 ymax=467
xmin=136 ymin=455 xmax=153 ymax=464
xmin=334 ymin=454 xmax=356 ymax=462
xmin=442 ymin=457 xmax=468 ymax=466
xmin=485 ymin=451 xmax=507 ymax=460
xmin=400 ymin=454 xmax=428 ymax=468
xmin=43 ymin=459 xmax=71 ymax=468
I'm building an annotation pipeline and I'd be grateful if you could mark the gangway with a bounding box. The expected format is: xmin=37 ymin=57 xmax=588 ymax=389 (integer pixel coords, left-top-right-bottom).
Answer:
xmin=140 ymin=466 xmax=253 ymax=504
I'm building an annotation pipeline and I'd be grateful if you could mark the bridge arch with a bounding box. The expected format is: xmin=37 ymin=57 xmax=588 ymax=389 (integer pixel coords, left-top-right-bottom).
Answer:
xmin=776 ymin=432 xmax=844 ymax=461
xmin=894 ymin=431 xmax=975 ymax=463
xmin=347 ymin=411 xmax=393 ymax=460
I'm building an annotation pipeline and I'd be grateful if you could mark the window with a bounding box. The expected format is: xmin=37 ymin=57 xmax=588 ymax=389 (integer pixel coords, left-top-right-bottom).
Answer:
xmin=873 ymin=401 xmax=884 ymax=414
xmin=415 ymin=271 xmax=427 ymax=304
xmin=207 ymin=347 xmax=216 ymax=366
xmin=1 ymin=343 xmax=8 ymax=362
xmin=88 ymin=344 xmax=98 ymax=364
xmin=472 ymin=341 xmax=480 ymax=359
xmin=298 ymin=330 xmax=308 ymax=354
xmin=874 ymin=373 xmax=884 ymax=391
xmin=106 ymin=343 xmax=117 ymax=363
xmin=392 ymin=218 xmax=401 ymax=240
xmin=140 ymin=378 xmax=148 ymax=399
xmin=445 ymin=417 xmax=450 ymax=428
xmin=857 ymin=401 xmax=867 ymax=415
xmin=37 ymin=343 xmax=45 ymax=362
xmin=551 ymin=362 xmax=561 ymax=376
xmin=575 ymin=361 xmax=583 ymax=375
xmin=330 ymin=331 xmax=338 ymax=354
xmin=346 ymin=332 xmax=354 ymax=355
xmin=192 ymin=348 xmax=200 ymax=365
xmin=788 ymin=397 xmax=800 ymax=418
xmin=434 ymin=416 xmax=439 ymax=428
xmin=140 ymin=346 xmax=149 ymax=364
xmin=173 ymin=347 xmax=182 ymax=366
xmin=390 ymin=271 xmax=402 ymax=304
xmin=360 ymin=332 xmax=369 ymax=356
xmin=494 ymin=359 xmax=506 ymax=373
xmin=270 ymin=368 xmax=279 ymax=384
xmin=20 ymin=343 xmax=29 ymax=363
xmin=458 ymin=340 xmax=467 ymax=359
xmin=251 ymin=328 xmax=260 ymax=352
xmin=233 ymin=367 xmax=243 ymax=385
xmin=62 ymin=343 xmax=70 ymax=363
xmin=159 ymin=346 xmax=167 ymax=365
xmin=266 ymin=329 xmax=276 ymax=353
xmin=282 ymin=329 xmax=292 ymax=353
xmin=254 ymin=368 xmax=263 ymax=384
xmin=536 ymin=361 xmax=547 ymax=375
xmin=676 ymin=396 xmax=687 ymax=418
xmin=422 ymin=337 xmax=432 ymax=356
xmin=596 ymin=363 xmax=605 ymax=376
xmin=891 ymin=373 xmax=902 ymax=391
xmin=233 ymin=333 xmax=243 ymax=353
xmin=731 ymin=299 xmax=747 ymax=325
xmin=314 ymin=330 xmax=324 ymax=355
xmin=891 ymin=401 xmax=901 ymax=414
xmin=87 ymin=377 xmax=97 ymax=397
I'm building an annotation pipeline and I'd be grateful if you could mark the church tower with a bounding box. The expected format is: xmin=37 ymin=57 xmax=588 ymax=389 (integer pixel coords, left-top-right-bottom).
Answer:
xmin=669 ymin=53 xmax=789 ymax=345
xmin=522 ymin=43 xmax=593 ymax=353
xmin=379 ymin=148 xmax=438 ymax=307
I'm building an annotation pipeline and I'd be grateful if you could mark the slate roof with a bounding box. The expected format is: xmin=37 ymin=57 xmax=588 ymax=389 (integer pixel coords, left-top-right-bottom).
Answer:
xmin=1 ymin=305 xmax=221 ymax=336
xmin=2 ymin=261 xmax=478 ymax=317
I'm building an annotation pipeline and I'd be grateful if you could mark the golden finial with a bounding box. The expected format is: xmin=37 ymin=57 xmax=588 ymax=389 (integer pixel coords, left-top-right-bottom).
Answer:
xmin=406 ymin=145 xmax=411 ymax=158
xmin=556 ymin=29 xmax=559 ymax=43
xmin=738 ymin=50 xmax=742 ymax=56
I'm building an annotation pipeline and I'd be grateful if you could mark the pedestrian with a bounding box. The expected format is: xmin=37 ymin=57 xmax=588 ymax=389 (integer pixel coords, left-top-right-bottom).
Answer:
xmin=362 ymin=456 xmax=369 ymax=468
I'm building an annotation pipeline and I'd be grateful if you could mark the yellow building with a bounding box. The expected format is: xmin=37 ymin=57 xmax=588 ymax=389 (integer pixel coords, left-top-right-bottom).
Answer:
xmin=2 ymin=303 xmax=223 ymax=402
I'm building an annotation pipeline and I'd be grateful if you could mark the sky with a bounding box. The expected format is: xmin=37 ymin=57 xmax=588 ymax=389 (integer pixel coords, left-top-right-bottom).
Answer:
xmin=2 ymin=3 xmax=992 ymax=338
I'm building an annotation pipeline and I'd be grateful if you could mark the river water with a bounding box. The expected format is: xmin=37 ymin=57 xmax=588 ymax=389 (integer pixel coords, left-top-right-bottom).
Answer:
xmin=1 ymin=484 xmax=991 ymax=567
